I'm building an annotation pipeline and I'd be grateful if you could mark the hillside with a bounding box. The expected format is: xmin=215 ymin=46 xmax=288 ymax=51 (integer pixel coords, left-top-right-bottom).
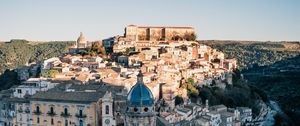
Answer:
xmin=199 ymin=40 xmax=300 ymax=125
xmin=0 ymin=39 xmax=74 ymax=74
xmin=0 ymin=40 xmax=74 ymax=91
xmin=243 ymin=55 xmax=300 ymax=125
xmin=199 ymin=40 xmax=300 ymax=70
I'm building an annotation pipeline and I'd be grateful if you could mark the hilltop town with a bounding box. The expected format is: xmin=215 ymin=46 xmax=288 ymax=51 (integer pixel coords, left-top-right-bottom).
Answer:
xmin=0 ymin=25 xmax=272 ymax=126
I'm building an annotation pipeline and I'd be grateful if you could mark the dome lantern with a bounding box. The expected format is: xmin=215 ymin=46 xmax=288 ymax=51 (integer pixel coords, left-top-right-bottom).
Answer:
xmin=127 ymin=71 xmax=154 ymax=107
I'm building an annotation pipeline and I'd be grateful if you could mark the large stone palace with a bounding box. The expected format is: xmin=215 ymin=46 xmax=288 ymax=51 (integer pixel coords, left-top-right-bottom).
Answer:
xmin=125 ymin=25 xmax=196 ymax=42
xmin=106 ymin=25 xmax=197 ymax=52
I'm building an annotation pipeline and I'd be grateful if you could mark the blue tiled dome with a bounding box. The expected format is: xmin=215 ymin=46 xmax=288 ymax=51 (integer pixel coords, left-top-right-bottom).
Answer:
xmin=127 ymin=72 xmax=154 ymax=106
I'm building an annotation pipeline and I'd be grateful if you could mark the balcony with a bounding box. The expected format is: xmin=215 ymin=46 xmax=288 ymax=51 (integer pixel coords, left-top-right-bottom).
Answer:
xmin=47 ymin=111 xmax=56 ymax=116
xmin=17 ymin=108 xmax=23 ymax=113
xmin=61 ymin=112 xmax=71 ymax=117
xmin=33 ymin=111 xmax=42 ymax=115
xmin=25 ymin=109 xmax=30 ymax=113
xmin=75 ymin=113 xmax=87 ymax=118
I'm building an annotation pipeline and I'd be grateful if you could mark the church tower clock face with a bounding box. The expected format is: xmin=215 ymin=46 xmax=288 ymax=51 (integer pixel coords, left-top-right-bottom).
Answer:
xmin=105 ymin=119 xmax=110 ymax=124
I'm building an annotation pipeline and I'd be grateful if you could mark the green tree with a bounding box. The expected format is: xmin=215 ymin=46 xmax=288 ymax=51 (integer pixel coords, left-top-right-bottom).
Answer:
xmin=99 ymin=47 xmax=107 ymax=56
xmin=175 ymin=95 xmax=184 ymax=106
xmin=124 ymin=48 xmax=133 ymax=56
xmin=190 ymin=33 xmax=197 ymax=41
xmin=185 ymin=78 xmax=199 ymax=97
xmin=41 ymin=69 xmax=59 ymax=78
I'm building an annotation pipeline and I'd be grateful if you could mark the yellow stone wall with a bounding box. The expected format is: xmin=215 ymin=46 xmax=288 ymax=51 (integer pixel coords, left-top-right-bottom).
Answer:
xmin=31 ymin=101 xmax=98 ymax=126
xmin=125 ymin=25 xmax=195 ymax=42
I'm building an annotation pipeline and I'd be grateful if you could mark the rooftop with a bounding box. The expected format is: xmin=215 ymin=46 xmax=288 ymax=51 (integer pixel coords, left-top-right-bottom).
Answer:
xmin=176 ymin=107 xmax=191 ymax=114
xmin=127 ymin=25 xmax=194 ymax=29
xmin=31 ymin=83 xmax=125 ymax=104
xmin=210 ymin=104 xmax=227 ymax=112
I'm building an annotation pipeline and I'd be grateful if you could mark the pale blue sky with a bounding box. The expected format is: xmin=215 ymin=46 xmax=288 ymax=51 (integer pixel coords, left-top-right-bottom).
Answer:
xmin=0 ymin=0 xmax=299 ymax=41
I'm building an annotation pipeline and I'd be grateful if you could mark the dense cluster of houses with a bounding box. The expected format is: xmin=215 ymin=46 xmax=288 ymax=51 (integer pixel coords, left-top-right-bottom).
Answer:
xmin=0 ymin=25 xmax=254 ymax=126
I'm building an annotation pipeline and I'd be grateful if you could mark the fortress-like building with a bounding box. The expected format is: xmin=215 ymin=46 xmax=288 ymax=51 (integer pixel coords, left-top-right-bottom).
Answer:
xmin=125 ymin=25 xmax=196 ymax=42
xmin=103 ymin=25 xmax=197 ymax=52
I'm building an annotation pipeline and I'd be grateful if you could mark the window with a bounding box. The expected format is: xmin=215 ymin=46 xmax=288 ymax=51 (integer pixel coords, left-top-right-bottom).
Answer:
xmin=37 ymin=117 xmax=40 ymax=123
xmin=17 ymin=89 xmax=22 ymax=94
xmin=65 ymin=120 xmax=68 ymax=126
xmin=19 ymin=114 xmax=22 ymax=121
xmin=11 ymin=104 xmax=15 ymax=109
xmin=105 ymin=105 xmax=109 ymax=114
xmin=51 ymin=118 xmax=54 ymax=125
xmin=79 ymin=110 xmax=83 ymax=116
xmin=36 ymin=106 xmax=40 ymax=113
xmin=27 ymin=114 xmax=30 ymax=121
xmin=64 ymin=108 xmax=68 ymax=115
xmin=50 ymin=106 xmax=54 ymax=114
xmin=144 ymin=107 xmax=149 ymax=112
xmin=79 ymin=120 xmax=83 ymax=126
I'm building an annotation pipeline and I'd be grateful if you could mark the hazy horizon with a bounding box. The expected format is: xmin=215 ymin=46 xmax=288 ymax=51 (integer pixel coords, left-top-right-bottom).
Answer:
xmin=1 ymin=0 xmax=300 ymax=41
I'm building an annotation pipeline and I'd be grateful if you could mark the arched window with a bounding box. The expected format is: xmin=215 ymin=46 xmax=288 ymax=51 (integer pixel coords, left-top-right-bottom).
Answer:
xmin=79 ymin=120 xmax=83 ymax=126
xmin=36 ymin=106 xmax=40 ymax=113
xmin=105 ymin=105 xmax=109 ymax=114
xmin=79 ymin=109 xmax=83 ymax=116
xmin=51 ymin=118 xmax=54 ymax=125
xmin=50 ymin=106 xmax=54 ymax=114
xmin=65 ymin=119 xmax=68 ymax=126
xmin=64 ymin=108 xmax=68 ymax=115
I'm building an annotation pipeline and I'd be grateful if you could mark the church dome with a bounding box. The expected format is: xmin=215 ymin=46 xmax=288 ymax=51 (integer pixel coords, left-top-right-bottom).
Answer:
xmin=77 ymin=32 xmax=86 ymax=43
xmin=127 ymin=72 xmax=154 ymax=106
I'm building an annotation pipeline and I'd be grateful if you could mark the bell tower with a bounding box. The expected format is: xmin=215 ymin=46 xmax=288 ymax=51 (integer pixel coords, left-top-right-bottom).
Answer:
xmin=102 ymin=91 xmax=116 ymax=126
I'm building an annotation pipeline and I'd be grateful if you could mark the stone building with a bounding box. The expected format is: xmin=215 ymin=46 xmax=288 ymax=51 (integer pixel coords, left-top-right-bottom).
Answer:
xmin=76 ymin=32 xmax=88 ymax=48
xmin=125 ymin=25 xmax=196 ymax=42
xmin=112 ymin=25 xmax=196 ymax=52
xmin=13 ymin=98 xmax=31 ymax=126
xmin=69 ymin=32 xmax=90 ymax=54
xmin=12 ymin=78 xmax=58 ymax=98
xmin=1 ymin=80 xmax=129 ymax=126
xmin=28 ymin=84 xmax=118 ymax=126
xmin=0 ymin=90 xmax=16 ymax=126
